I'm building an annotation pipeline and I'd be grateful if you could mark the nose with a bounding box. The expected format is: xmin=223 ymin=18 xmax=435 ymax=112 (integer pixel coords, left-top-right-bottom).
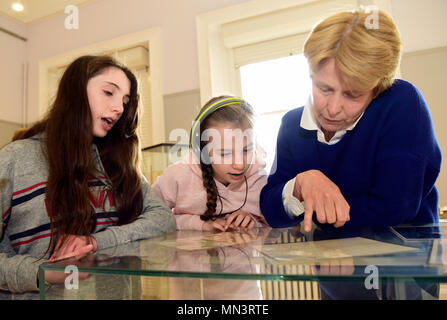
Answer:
xmin=111 ymin=98 xmax=124 ymax=116
xmin=326 ymin=93 xmax=343 ymax=118
xmin=232 ymin=153 xmax=246 ymax=171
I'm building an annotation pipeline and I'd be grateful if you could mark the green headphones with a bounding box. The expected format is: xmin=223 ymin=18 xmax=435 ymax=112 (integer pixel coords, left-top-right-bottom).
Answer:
xmin=190 ymin=96 xmax=251 ymax=163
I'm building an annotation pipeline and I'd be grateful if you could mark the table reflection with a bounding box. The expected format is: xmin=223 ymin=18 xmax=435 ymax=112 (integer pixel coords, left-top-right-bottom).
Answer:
xmin=167 ymin=247 xmax=263 ymax=300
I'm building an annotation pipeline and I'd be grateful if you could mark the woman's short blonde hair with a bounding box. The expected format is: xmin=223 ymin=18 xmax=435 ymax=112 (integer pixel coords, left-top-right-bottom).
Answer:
xmin=303 ymin=7 xmax=401 ymax=97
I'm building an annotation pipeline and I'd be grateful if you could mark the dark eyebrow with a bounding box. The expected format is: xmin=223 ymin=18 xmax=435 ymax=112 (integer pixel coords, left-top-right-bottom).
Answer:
xmin=105 ymin=81 xmax=120 ymax=90
xmin=104 ymin=81 xmax=130 ymax=98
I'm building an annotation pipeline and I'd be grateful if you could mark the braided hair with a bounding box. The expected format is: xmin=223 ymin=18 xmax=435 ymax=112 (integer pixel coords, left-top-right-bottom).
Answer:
xmin=200 ymin=160 xmax=219 ymax=219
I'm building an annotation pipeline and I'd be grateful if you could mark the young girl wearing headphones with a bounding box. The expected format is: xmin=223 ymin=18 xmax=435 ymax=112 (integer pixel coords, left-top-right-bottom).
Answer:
xmin=152 ymin=96 xmax=268 ymax=231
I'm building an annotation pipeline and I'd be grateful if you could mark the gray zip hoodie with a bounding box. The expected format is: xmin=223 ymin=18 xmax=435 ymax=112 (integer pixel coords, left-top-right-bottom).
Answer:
xmin=0 ymin=134 xmax=176 ymax=296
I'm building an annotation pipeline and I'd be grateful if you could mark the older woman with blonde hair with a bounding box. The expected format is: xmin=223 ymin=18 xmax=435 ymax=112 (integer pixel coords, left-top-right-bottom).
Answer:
xmin=260 ymin=8 xmax=442 ymax=231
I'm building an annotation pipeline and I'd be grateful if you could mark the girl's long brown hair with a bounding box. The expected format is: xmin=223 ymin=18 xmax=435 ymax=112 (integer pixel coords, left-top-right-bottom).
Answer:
xmin=192 ymin=96 xmax=255 ymax=221
xmin=15 ymin=55 xmax=143 ymax=255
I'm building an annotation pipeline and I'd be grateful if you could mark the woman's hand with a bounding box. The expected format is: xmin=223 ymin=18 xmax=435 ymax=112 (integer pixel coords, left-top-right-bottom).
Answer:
xmin=223 ymin=210 xmax=256 ymax=231
xmin=294 ymin=170 xmax=350 ymax=232
xmin=49 ymin=234 xmax=98 ymax=262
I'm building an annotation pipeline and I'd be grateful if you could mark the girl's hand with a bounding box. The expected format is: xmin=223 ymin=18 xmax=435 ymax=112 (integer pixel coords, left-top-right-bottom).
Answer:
xmin=223 ymin=210 xmax=256 ymax=231
xmin=38 ymin=251 xmax=95 ymax=285
xmin=294 ymin=170 xmax=350 ymax=232
xmin=49 ymin=234 xmax=98 ymax=262
xmin=221 ymin=227 xmax=258 ymax=247
xmin=202 ymin=217 xmax=228 ymax=232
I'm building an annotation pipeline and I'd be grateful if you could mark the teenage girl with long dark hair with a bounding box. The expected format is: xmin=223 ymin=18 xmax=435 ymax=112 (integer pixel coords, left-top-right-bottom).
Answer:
xmin=0 ymin=55 xmax=175 ymax=295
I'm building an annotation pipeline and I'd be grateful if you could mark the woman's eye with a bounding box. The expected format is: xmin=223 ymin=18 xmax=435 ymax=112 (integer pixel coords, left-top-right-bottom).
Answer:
xmin=104 ymin=90 xmax=113 ymax=96
xmin=345 ymin=93 xmax=360 ymax=99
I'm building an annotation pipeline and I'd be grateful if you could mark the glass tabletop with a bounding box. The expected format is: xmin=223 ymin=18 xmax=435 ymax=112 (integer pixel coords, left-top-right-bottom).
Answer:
xmin=38 ymin=221 xmax=447 ymax=299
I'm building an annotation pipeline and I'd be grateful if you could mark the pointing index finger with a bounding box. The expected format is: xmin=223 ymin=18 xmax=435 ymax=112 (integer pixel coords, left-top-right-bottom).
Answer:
xmin=303 ymin=200 xmax=314 ymax=233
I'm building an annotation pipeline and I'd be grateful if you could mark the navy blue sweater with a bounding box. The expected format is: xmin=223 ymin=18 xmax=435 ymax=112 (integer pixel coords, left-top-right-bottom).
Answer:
xmin=260 ymin=79 xmax=442 ymax=228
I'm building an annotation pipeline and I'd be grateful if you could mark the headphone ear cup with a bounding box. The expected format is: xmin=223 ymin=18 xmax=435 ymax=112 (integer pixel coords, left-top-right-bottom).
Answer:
xmin=190 ymin=121 xmax=201 ymax=161
xmin=192 ymin=127 xmax=211 ymax=165
xmin=200 ymin=143 xmax=211 ymax=165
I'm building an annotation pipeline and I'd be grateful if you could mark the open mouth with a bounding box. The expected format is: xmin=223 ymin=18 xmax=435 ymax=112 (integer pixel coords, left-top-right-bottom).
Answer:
xmin=101 ymin=117 xmax=115 ymax=130
xmin=229 ymin=173 xmax=244 ymax=179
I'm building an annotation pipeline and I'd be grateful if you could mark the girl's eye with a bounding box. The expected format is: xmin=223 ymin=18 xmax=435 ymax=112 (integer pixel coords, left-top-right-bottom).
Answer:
xmin=123 ymin=97 xmax=130 ymax=106
xmin=104 ymin=90 xmax=113 ymax=96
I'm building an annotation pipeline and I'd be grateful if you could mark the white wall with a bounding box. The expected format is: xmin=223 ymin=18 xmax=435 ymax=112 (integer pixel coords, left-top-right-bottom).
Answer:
xmin=391 ymin=0 xmax=447 ymax=53
xmin=24 ymin=0 xmax=251 ymax=124
xmin=400 ymin=47 xmax=447 ymax=207
xmin=0 ymin=13 xmax=27 ymax=124
xmin=391 ymin=0 xmax=447 ymax=205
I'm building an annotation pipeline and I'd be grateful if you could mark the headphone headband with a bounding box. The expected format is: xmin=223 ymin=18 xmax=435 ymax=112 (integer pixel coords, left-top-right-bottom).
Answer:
xmin=190 ymin=96 xmax=250 ymax=162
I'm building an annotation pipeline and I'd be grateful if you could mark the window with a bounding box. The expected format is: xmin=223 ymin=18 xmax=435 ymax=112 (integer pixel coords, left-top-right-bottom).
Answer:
xmin=240 ymin=54 xmax=311 ymax=171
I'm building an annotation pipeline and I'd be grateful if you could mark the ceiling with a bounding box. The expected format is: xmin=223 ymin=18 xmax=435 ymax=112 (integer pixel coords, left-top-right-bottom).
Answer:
xmin=0 ymin=0 xmax=95 ymax=24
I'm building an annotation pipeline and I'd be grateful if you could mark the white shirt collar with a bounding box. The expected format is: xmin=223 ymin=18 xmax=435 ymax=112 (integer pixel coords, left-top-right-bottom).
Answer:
xmin=299 ymin=97 xmax=364 ymax=145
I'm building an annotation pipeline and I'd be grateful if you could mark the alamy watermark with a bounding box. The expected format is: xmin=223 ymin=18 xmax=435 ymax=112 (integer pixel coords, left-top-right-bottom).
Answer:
xmin=363 ymin=5 xmax=379 ymax=30
xmin=64 ymin=265 xmax=79 ymax=290
xmin=364 ymin=265 xmax=379 ymax=290
xmin=169 ymin=124 xmax=257 ymax=166
xmin=64 ymin=5 xmax=79 ymax=30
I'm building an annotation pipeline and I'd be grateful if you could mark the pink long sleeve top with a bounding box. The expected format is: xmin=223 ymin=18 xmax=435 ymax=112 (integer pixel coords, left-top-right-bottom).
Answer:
xmin=151 ymin=148 xmax=268 ymax=230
